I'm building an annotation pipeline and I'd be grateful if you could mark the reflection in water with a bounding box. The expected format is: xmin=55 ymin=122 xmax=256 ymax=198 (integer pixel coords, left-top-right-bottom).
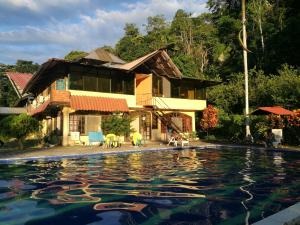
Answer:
xmin=0 ymin=149 xmax=299 ymax=225
xmin=239 ymin=148 xmax=255 ymax=225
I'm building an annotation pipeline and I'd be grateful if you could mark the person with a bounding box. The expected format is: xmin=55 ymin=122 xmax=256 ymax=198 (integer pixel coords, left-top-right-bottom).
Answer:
xmin=264 ymin=129 xmax=275 ymax=148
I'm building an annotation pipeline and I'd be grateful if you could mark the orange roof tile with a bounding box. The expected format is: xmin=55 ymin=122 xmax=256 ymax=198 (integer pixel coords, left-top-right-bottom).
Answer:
xmin=29 ymin=100 xmax=50 ymax=116
xmin=6 ymin=72 xmax=33 ymax=94
xmin=251 ymin=106 xmax=295 ymax=115
xmin=70 ymin=96 xmax=129 ymax=112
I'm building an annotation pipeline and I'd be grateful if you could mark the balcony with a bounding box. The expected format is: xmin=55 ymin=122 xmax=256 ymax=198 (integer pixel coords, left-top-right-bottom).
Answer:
xmin=153 ymin=97 xmax=206 ymax=111
xmin=50 ymin=90 xmax=70 ymax=105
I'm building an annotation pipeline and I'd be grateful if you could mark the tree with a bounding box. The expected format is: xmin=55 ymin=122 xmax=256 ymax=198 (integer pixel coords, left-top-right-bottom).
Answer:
xmin=115 ymin=23 xmax=148 ymax=61
xmin=0 ymin=114 xmax=40 ymax=150
xmin=200 ymin=105 xmax=219 ymax=136
xmin=15 ymin=60 xmax=39 ymax=73
xmin=64 ymin=51 xmax=88 ymax=61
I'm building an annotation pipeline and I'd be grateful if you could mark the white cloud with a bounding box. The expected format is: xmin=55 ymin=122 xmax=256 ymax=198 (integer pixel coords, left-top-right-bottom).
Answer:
xmin=0 ymin=0 xmax=208 ymax=64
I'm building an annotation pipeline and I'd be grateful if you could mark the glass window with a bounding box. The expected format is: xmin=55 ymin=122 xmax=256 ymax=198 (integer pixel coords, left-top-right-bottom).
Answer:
xmin=56 ymin=79 xmax=65 ymax=90
xmin=69 ymin=115 xmax=85 ymax=134
xmin=111 ymin=77 xmax=123 ymax=94
xmin=69 ymin=73 xmax=83 ymax=90
xmin=195 ymin=88 xmax=206 ymax=100
xmin=152 ymin=113 xmax=158 ymax=129
xmin=97 ymin=75 xmax=111 ymax=92
xmin=83 ymin=75 xmax=97 ymax=92
xmin=153 ymin=75 xmax=163 ymax=97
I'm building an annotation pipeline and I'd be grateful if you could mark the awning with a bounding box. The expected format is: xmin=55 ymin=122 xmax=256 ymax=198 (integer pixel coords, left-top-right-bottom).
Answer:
xmin=29 ymin=100 xmax=50 ymax=116
xmin=70 ymin=96 xmax=129 ymax=112
xmin=251 ymin=106 xmax=295 ymax=115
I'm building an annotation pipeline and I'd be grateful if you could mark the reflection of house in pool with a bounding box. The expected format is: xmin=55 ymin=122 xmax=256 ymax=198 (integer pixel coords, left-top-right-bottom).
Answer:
xmin=18 ymin=48 xmax=220 ymax=145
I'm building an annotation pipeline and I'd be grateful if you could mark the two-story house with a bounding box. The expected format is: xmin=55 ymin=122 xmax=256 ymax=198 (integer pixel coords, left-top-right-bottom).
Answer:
xmin=22 ymin=48 xmax=219 ymax=145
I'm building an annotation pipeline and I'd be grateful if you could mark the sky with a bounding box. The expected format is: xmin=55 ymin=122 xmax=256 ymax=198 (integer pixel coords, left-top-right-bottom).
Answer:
xmin=0 ymin=0 xmax=208 ymax=64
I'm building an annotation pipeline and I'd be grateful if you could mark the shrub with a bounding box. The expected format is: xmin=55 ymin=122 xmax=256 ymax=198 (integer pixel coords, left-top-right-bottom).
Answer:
xmin=212 ymin=111 xmax=245 ymax=143
xmin=101 ymin=114 xmax=134 ymax=136
xmin=0 ymin=114 xmax=40 ymax=150
xmin=200 ymin=105 xmax=219 ymax=136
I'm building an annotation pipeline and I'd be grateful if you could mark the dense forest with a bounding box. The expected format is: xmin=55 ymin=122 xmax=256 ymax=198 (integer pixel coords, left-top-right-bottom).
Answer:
xmin=0 ymin=0 xmax=299 ymax=142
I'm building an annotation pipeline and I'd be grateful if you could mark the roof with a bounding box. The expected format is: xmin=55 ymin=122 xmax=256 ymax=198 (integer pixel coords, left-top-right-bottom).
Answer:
xmin=84 ymin=48 xmax=126 ymax=64
xmin=251 ymin=106 xmax=295 ymax=115
xmin=0 ymin=107 xmax=27 ymax=115
xmin=29 ymin=100 xmax=50 ymax=116
xmin=5 ymin=72 xmax=33 ymax=97
xmin=70 ymin=96 xmax=129 ymax=112
xmin=110 ymin=49 xmax=182 ymax=79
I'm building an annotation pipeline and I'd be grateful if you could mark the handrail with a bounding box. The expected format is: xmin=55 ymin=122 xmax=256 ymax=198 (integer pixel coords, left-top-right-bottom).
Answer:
xmin=136 ymin=93 xmax=182 ymax=133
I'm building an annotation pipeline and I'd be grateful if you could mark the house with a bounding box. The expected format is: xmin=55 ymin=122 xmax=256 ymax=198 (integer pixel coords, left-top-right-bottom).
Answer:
xmin=0 ymin=72 xmax=32 ymax=116
xmin=5 ymin=72 xmax=33 ymax=106
xmin=21 ymin=48 xmax=220 ymax=145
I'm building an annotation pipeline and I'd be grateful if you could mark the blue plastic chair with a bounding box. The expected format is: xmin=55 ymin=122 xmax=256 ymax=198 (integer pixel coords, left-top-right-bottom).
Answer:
xmin=88 ymin=131 xmax=105 ymax=146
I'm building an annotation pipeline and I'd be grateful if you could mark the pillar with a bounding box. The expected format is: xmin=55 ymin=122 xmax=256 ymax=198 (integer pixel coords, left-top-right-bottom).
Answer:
xmin=62 ymin=107 xmax=70 ymax=146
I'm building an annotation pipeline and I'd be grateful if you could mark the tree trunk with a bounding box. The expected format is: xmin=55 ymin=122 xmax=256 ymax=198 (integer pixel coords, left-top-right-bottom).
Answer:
xmin=258 ymin=17 xmax=265 ymax=52
xmin=18 ymin=138 xmax=24 ymax=150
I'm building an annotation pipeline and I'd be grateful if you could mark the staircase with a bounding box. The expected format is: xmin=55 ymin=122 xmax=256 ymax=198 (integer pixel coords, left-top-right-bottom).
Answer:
xmin=136 ymin=93 xmax=183 ymax=134
xmin=151 ymin=97 xmax=182 ymax=134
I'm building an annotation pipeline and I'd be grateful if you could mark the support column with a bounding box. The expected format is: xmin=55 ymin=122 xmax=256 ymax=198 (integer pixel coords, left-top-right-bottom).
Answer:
xmin=191 ymin=112 xmax=196 ymax=132
xmin=62 ymin=107 xmax=70 ymax=146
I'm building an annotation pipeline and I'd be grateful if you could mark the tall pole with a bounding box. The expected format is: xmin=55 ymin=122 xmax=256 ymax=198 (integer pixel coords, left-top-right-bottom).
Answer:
xmin=242 ymin=0 xmax=251 ymax=138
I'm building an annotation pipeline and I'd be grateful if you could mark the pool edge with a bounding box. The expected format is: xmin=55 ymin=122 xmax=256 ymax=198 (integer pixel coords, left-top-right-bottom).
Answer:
xmin=0 ymin=144 xmax=299 ymax=164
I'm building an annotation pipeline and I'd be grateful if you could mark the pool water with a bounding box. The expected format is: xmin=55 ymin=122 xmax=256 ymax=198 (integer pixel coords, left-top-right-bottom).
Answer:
xmin=0 ymin=148 xmax=299 ymax=225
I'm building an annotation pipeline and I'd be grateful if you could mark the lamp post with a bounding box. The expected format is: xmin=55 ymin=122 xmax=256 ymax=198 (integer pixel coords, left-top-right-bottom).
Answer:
xmin=242 ymin=0 xmax=251 ymax=138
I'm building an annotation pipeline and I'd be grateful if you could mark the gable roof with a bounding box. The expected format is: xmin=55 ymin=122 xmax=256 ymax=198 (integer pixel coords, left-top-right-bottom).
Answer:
xmin=5 ymin=72 xmax=33 ymax=97
xmin=251 ymin=106 xmax=295 ymax=115
xmin=110 ymin=49 xmax=182 ymax=79
xmin=83 ymin=48 xmax=126 ymax=64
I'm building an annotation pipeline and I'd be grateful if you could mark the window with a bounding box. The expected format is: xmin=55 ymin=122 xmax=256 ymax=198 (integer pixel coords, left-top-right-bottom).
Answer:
xmin=69 ymin=73 xmax=83 ymax=90
xmin=97 ymin=75 xmax=110 ymax=92
xmin=83 ymin=75 xmax=97 ymax=92
xmin=171 ymin=80 xmax=205 ymax=100
xmin=195 ymin=88 xmax=206 ymax=100
xmin=69 ymin=66 xmax=134 ymax=94
xmin=153 ymin=75 xmax=163 ymax=96
xmin=69 ymin=115 xmax=85 ymax=134
xmin=56 ymin=79 xmax=65 ymax=90
xmin=152 ymin=113 xmax=158 ymax=129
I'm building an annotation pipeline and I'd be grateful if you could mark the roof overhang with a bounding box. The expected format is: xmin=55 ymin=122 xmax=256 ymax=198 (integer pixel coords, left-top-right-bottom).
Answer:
xmin=70 ymin=95 xmax=129 ymax=112
xmin=181 ymin=77 xmax=222 ymax=87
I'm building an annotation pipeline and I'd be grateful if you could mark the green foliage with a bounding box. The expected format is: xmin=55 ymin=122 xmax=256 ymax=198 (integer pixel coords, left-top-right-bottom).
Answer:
xmin=0 ymin=75 xmax=18 ymax=107
xmin=15 ymin=60 xmax=39 ymax=73
xmin=209 ymin=65 xmax=300 ymax=114
xmin=64 ymin=51 xmax=88 ymax=61
xmin=213 ymin=111 xmax=245 ymax=143
xmin=172 ymin=54 xmax=198 ymax=78
xmin=0 ymin=114 xmax=40 ymax=150
xmin=101 ymin=114 xmax=133 ymax=136
xmin=115 ymin=23 xmax=149 ymax=61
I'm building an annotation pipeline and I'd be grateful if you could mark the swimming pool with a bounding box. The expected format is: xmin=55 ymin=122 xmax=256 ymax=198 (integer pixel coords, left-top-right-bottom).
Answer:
xmin=0 ymin=147 xmax=299 ymax=225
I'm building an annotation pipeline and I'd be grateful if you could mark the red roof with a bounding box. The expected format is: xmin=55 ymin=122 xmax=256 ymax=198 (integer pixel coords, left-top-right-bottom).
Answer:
xmin=251 ymin=106 xmax=294 ymax=115
xmin=6 ymin=72 xmax=33 ymax=94
xmin=29 ymin=100 xmax=50 ymax=116
xmin=70 ymin=96 xmax=129 ymax=112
